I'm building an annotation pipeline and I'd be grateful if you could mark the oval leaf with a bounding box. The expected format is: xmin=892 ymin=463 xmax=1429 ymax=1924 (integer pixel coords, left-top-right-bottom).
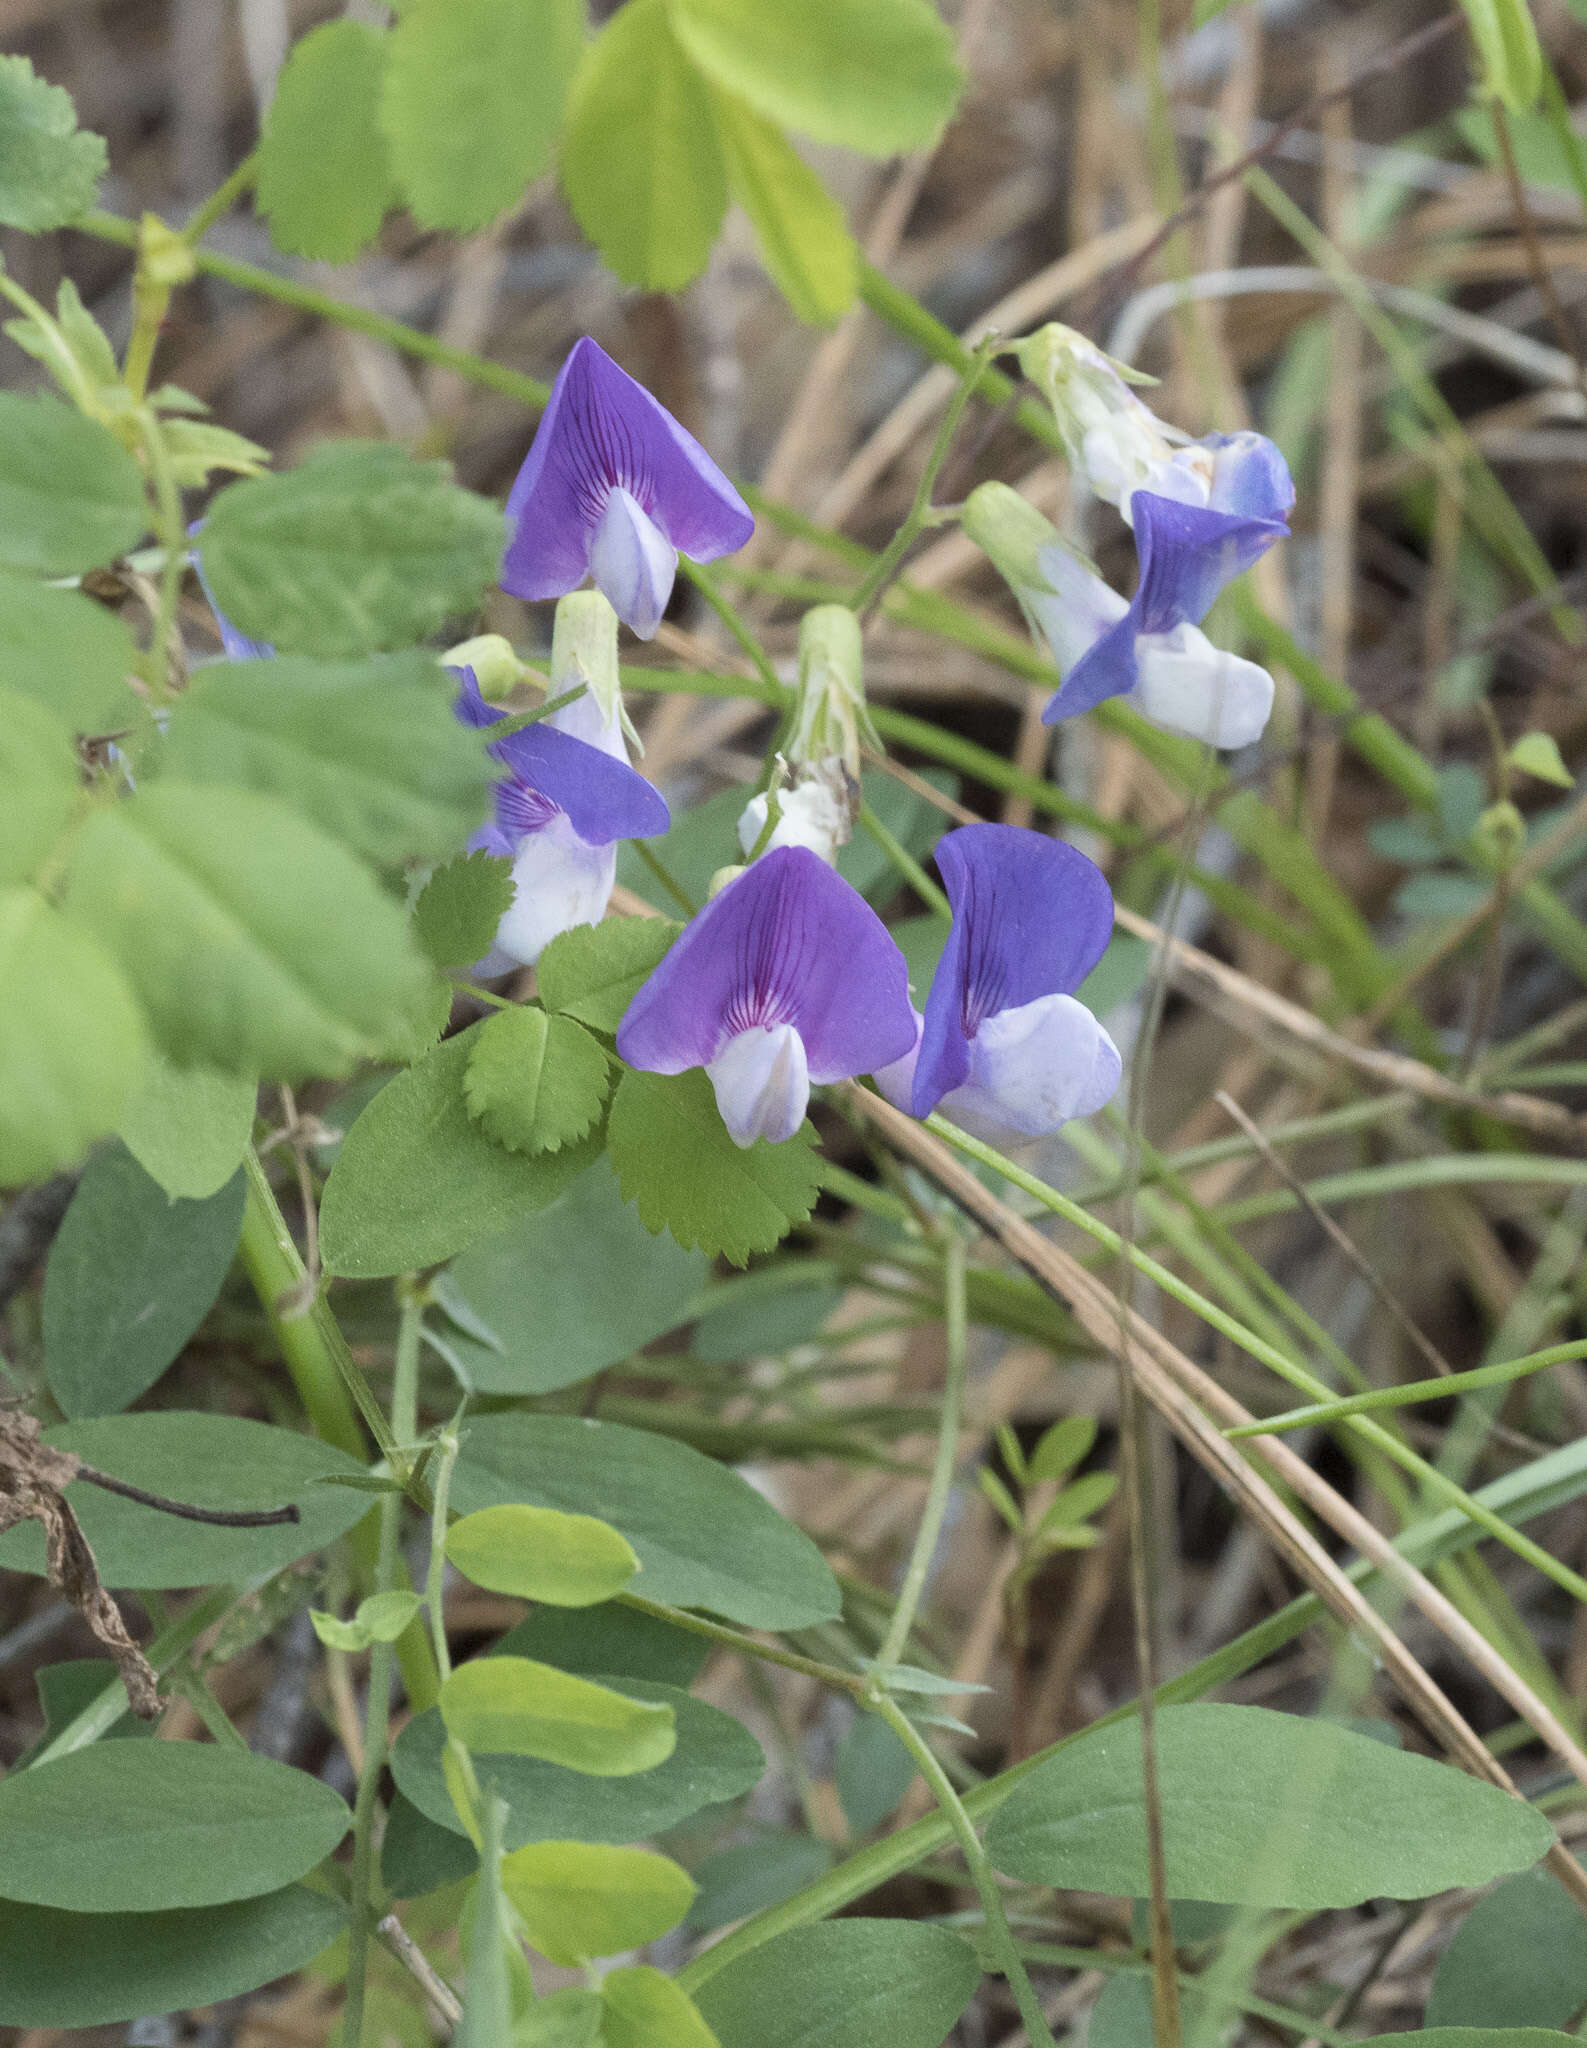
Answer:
xmin=0 ymin=393 xmax=147 ymax=576
xmin=117 ymin=1052 xmax=257 ymax=1200
xmin=499 ymin=1840 xmax=694 ymax=1966
xmin=0 ymin=57 xmax=107 ymax=232
xmin=446 ymin=1504 xmax=639 ymax=1607
xmin=690 ymin=1921 xmax=981 ymax=2048
xmin=0 ymin=690 xmax=77 ymax=885
xmin=0 ymin=570 xmax=139 ymax=733
xmin=439 ymin=1656 xmax=676 ymax=1777
xmin=0 ymin=1744 xmax=350 ymax=1911
xmin=602 ymin=1968 xmax=720 ymax=2048
xmin=710 ymin=89 xmax=856 ymax=324
xmin=255 ymin=20 xmax=396 ymax=262
xmin=1428 ymin=1866 xmax=1587 ymax=2029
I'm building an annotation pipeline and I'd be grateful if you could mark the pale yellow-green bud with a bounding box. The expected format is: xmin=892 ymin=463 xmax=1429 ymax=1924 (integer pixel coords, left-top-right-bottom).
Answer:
xmin=707 ymin=863 xmax=746 ymax=899
xmin=1011 ymin=324 xmax=1172 ymax=513
xmin=961 ymin=482 xmax=1061 ymax=598
xmin=551 ymin=589 xmax=623 ymax=735
xmin=442 ymin=633 xmax=532 ymax=703
xmin=1476 ymin=799 xmax=1526 ymax=870
xmin=137 ymin=213 xmax=198 ymax=290
xmin=788 ymin=604 xmax=876 ymax=784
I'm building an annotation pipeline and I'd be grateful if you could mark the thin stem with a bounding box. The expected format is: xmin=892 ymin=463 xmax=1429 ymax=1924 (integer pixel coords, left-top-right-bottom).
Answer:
xmin=679 ymin=556 xmax=783 ymax=697
xmin=856 ymin=801 xmax=951 ymax=919
xmin=867 ymin=1692 xmax=1058 ymax=2048
xmin=848 ymin=334 xmax=999 ymax=618
xmin=632 ymin=838 xmax=699 ymax=917
xmin=182 ymin=149 xmax=259 ymax=245
xmin=1226 ymin=1339 xmax=1587 ymax=1437
xmin=876 ymin=1230 xmax=968 ymax=1674
xmin=344 ymin=1282 xmax=422 ymax=2048
xmin=425 ymin=1428 xmax=462 ymax=1688
xmin=619 ymin=1592 xmax=868 ymax=1695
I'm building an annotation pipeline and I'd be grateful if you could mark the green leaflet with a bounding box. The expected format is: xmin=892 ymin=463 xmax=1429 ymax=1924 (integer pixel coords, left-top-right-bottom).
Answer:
xmin=0 ymin=56 xmax=107 ymax=232
xmin=0 ymin=394 xmax=147 ymax=577
xmin=255 ymin=21 xmax=396 ymax=262
xmin=463 ymin=1005 xmax=612 ymax=1156
xmin=709 ymin=89 xmax=857 ymax=324
xmin=500 ymin=1841 xmax=695 ymax=1967
xmin=691 ymin=1921 xmax=981 ymax=2048
xmin=0 ymin=571 xmax=141 ymax=733
xmin=0 ymin=690 xmax=77 ymax=885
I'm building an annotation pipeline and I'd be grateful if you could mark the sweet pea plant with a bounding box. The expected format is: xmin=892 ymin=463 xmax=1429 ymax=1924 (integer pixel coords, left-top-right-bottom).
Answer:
xmin=3 ymin=3 xmax=1587 ymax=2044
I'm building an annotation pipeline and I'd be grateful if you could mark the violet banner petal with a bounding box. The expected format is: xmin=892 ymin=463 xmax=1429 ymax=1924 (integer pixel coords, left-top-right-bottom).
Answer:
xmin=1202 ymin=430 xmax=1296 ymax=524
xmin=490 ymin=721 xmax=669 ymax=845
xmin=1126 ymin=489 xmax=1288 ymax=637
xmin=450 ymin=664 xmax=503 ymax=730
xmin=617 ymin=845 xmax=915 ymax=1082
xmin=912 ymin=824 xmax=1114 ymax=1119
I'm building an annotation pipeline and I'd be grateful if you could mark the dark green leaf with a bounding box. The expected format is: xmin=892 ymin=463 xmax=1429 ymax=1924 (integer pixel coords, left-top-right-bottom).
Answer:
xmin=670 ymin=0 xmax=963 ymax=156
xmin=393 ymin=1680 xmax=763 ymax=1847
xmin=690 ymin=1921 xmax=981 ymax=2048
xmin=318 ymin=1024 xmax=605 ymax=1277
xmin=494 ymin=1602 xmax=707 ymax=1688
xmin=1369 ymin=2035 xmax=1578 ymax=2047
xmin=608 ymin=1066 xmax=823 ymax=1267
xmin=984 ymin=1704 xmax=1554 ymax=1907
xmin=0 ymin=690 xmax=77 ymax=885
xmin=538 ymin=914 xmax=682 ymax=1034
xmin=256 ymin=20 xmax=396 ymax=262
xmin=0 ymin=395 xmax=146 ymax=577
xmin=0 ymin=1742 xmax=350 ymax=1911
xmin=463 ymin=1005 xmax=611 ymax=1155
xmin=163 ymin=651 xmax=491 ymax=866
xmin=686 ymin=1834 xmax=834 ymax=1932
xmin=0 ymin=56 xmax=106 ymax=232
xmin=117 ymin=1052 xmax=256 ymax=1200
xmin=0 ymin=571 xmax=139 ymax=733
xmin=561 ymin=0 xmax=727 ymax=292
xmin=1427 ymin=1864 xmax=1587 ymax=2028
xmin=452 ymin=1411 xmax=840 ymax=1628
xmin=63 ymin=781 xmax=432 ymax=1078
xmin=43 ymin=1142 xmax=244 ymax=1417
xmin=199 ymin=442 xmax=506 ymax=657
xmin=416 ymin=848 xmax=514 ymax=968
xmin=0 ymin=1887 xmax=344 ymax=2027
xmin=441 ymin=1156 xmax=706 ymax=1394
xmin=383 ymin=0 xmax=582 ymax=232
xmin=0 ymin=887 xmax=148 ymax=1185
xmin=0 ymin=1412 xmax=370 ymax=1589
xmin=710 ymin=89 xmax=856 ymax=323
xmin=690 ymin=1277 xmax=840 ymax=1362
xmin=380 ymin=1792 xmax=477 ymax=1899
xmin=834 ymin=1714 xmax=916 ymax=1836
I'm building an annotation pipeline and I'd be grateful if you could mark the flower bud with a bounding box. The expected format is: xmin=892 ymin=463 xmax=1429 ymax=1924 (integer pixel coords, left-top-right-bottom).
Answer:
xmin=707 ymin=863 xmax=746 ymax=899
xmin=788 ymin=603 xmax=876 ymax=785
xmin=1476 ymin=800 xmax=1526 ymax=870
xmin=551 ymin=589 xmax=624 ymax=736
xmin=1012 ymin=323 xmax=1173 ymax=514
xmin=442 ymin=633 xmax=532 ymax=704
xmin=962 ymin=482 xmax=1063 ymax=599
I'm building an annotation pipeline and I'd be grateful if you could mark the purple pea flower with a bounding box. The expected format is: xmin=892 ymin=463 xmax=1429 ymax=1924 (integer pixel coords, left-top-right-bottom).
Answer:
xmin=875 ymin=824 xmax=1121 ymax=1138
xmin=453 ymin=666 xmax=669 ymax=969
xmin=617 ymin=846 xmax=917 ymax=1147
xmin=501 ymin=337 xmax=754 ymax=640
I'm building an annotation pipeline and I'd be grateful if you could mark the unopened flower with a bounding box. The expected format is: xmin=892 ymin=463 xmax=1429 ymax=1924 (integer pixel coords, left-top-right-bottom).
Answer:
xmin=736 ymin=605 xmax=876 ymax=866
xmin=455 ymin=665 xmax=668 ymax=970
xmin=874 ymin=823 xmax=1120 ymax=1138
xmin=501 ymin=337 xmax=754 ymax=640
xmin=617 ymin=846 xmax=916 ymax=1147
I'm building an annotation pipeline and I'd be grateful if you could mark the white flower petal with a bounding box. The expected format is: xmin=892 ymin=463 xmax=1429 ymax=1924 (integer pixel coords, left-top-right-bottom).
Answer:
xmin=942 ymin=992 xmax=1121 ymax=1138
xmin=871 ymin=1008 xmax=925 ymax=1114
xmin=589 ymin=487 xmax=678 ymax=640
xmin=490 ymin=814 xmax=616 ymax=968
xmin=1131 ymin=624 xmax=1275 ymax=748
xmin=736 ymin=780 xmax=849 ymax=864
xmin=705 ymin=1023 xmax=810 ymax=1147
xmin=1030 ymin=543 xmax=1129 ymax=672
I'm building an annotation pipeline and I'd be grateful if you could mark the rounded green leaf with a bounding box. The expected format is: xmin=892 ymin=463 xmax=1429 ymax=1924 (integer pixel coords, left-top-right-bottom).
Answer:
xmin=1428 ymin=1865 xmax=1587 ymax=2029
xmin=0 ymin=887 xmax=149 ymax=1186
xmin=0 ymin=56 xmax=107 ymax=233
xmin=163 ymin=651 xmax=492 ymax=867
xmin=440 ymin=1156 xmax=705 ymax=1394
xmin=256 ymin=20 xmax=396 ymax=262
xmin=392 ymin=1679 xmax=762 ymax=1848
xmin=561 ymin=0 xmax=727 ymax=292
xmin=43 ymin=1141 xmax=245 ymax=1418
xmin=439 ymin=1656 xmax=675 ymax=1777
xmin=383 ymin=0 xmax=582 ymax=232
xmin=0 ymin=394 xmax=147 ymax=577
xmin=0 ymin=1412 xmax=371 ymax=1589
xmin=0 ymin=1743 xmax=350 ymax=1911
xmin=602 ymin=1968 xmax=719 ymax=2048
xmin=0 ymin=571 xmax=140 ymax=733
xmin=117 ymin=1052 xmax=257 ymax=1199
xmin=710 ymin=89 xmax=856 ymax=324
xmin=984 ymin=1704 xmax=1555 ymax=1908
xmin=451 ymin=1411 xmax=840 ymax=1629
xmin=446 ymin=1504 xmax=639 ymax=1606
xmin=690 ymin=1921 xmax=981 ymax=2048
xmin=499 ymin=1840 xmax=694 ymax=1966
xmin=463 ymin=1005 xmax=611 ymax=1156
xmin=0 ymin=689 xmax=77 ymax=885
xmin=0 ymin=1887 xmax=344 ymax=2028
xmin=63 ymin=781 xmax=431 ymax=1079
xmin=414 ymin=848 xmax=515 ymax=968
xmin=318 ymin=1026 xmax=606 ymax=1276
xmin=198 ymin=442 xmax=506 ymax=657
xmin=670 ymin=0 xmax=963 ymax=156
xmin=538 ymin=914 xmax=682 ymax=1035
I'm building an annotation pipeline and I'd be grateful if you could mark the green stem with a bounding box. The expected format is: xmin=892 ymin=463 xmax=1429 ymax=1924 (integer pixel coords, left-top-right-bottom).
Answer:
xmin=1229 ymin=1338 xmax=1587 ymax=1437
xmin=619 ymin=1592 xmax=868 ymax=1695
xmin=875 ymin=1231 xmax=967 ymax=1673
xmin=857 ymin=801 xmax=951 ymax=919
xmin=344 ymin=1282 xmax=422 ymax=2048
xmin=678 ymin=555 xmax=783 ymax=697
xmin=182 ymin=149 xmax=258 ymax=244
xmin=867 ymin=1692 xmax=1057 ymax=2048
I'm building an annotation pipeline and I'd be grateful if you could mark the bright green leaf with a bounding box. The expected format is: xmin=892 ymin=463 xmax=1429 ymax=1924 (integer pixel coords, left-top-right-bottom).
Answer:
xmin=520 ymin=1986 xmax=605 ymax=2048
xmin=416 ymin=848 xmax=515 ymax=968
xmin=1460 ymin=0 xmax=1542 ymax=110
xmin=452 ymin=1411 xmax=840 ymax=1628
xmin=117 ymin=1052 xmax=256 ymax=1200
xmin=709 ymin=89 xmax=856 ymax=323
xmin=607 ymin=1065 xmax=822 ymax=1266
xmin=159 ymin=418 xmax=271 ymax=490
xmin=256 ymin=21 xmax=396 ymax=262
xmin=439 ymin=1656 xmax=676 ymax=1776
xmin=1508 ymin=730 xmax=1575 ymax=788
xmin=0 ymin=1887 xmax=344 ymax=2029
xmin=0 ymin=887 xmax=148 ymax=1185
xmin=43 ymin=1142 xmax=245 ymax=1418
xmin=0 ymin=571 xmax=139 ymax=733
xmin=691 ymin=1920 xmax=981 ymax=2048
xmin=561 ymin=0 xmax=727 ymax=292
xmin=1369 ymin=2035 xmax=1578 ymax=2047
xmin=984 ymin=1703 xmax=1554 ymax=1907
xmin=0 ymin=57 xmax=107 ymax=232
xmin=318 ymin=1025 xmax=605 ymax=1277
xmin=498 ymin=1840 xmax=694 ymax=1965
xmin=1041 ymin=1470 xmax=1118 ymax=1529
xmin=603 ymin=1967 xmax=721 ymax=2048
xmin=358 ymin=1588 xmax=424 ymax=1642
xmin=538 ymin=914 xmax=682 ymax=1034
xmin=1028 ymin=1414 xmax=1098 ymax=1486
xmin=63 ymin=781 xmax=432 ymax=1078
xmin=162 ymin=651 xmax=491 ymax=866
xmin=670 ymin=0 xmax=963 ymax=156
xmin=310 ymin=1608 xmax=372 ymax=1653
xmin=463 ymin=1005 xmax=611 ymax=1155
xmin=0 ymin=394 xmax=147 ymax=577
xmin=198 ymin=442 xmax=506 ymax=657
xmin=0 ymin=689 xmax=77 ymax=885
xmin=383 ymin=0 xmax=582 ymax=232
xmin=445 ymin=1503 xmax=639 ymax=1607
xmin=0 ymin=1743 xmax=349 ymax=1912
